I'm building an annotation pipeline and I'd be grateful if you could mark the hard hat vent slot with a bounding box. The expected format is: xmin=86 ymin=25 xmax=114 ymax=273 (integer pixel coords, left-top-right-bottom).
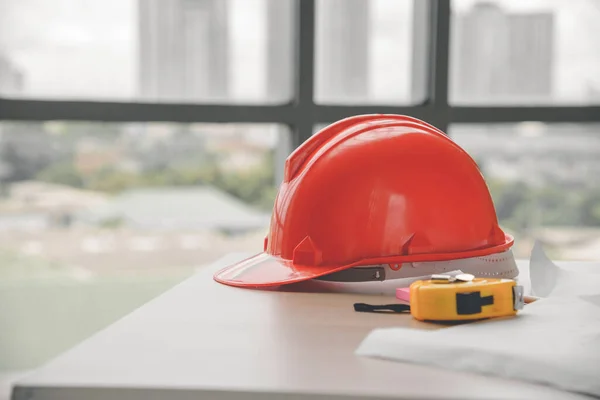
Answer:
xmin=488 ymin=225 xmax=505 ymax=244
xmin=401 ymin=233 xmax=433 ymax=255
xmin=400 ymin=233 xmax=416 ymax=255
xmin=293 ymin=236 xmax=323 ymax=266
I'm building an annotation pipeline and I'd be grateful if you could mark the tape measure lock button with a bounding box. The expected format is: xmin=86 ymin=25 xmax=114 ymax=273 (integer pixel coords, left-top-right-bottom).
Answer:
xmin=456 ymin=291 xmax=494 ymax=315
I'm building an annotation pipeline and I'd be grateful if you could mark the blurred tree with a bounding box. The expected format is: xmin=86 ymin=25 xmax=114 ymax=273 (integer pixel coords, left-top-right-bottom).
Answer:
xmin=488 ymin=178 xmax=600 ymax=231
xmin=487 ymin=179 xmax=530 ymax=222
xmin=0 ymin=123 xmax=66 ymax=182
xmin=580 ymin=189 xmax=600 ymax=226
xmin=87 ymin=169 xmax=140 ymax=194
xmin=36 ymin=161 xmax=84 ymax=188
xmin=216 ymin=152 xmax=277 ymax=210
xmin=0 ymin=142 xmax=45 ymax=182
xmin=32 ymin=149 xmax=278 ymax=210
xmin=535 ymin=186 xmax=580 ymax=226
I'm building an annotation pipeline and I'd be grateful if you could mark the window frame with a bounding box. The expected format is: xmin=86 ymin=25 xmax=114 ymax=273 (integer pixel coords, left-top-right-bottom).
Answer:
xmin=0 ymin=0 xmax=599 ymax=150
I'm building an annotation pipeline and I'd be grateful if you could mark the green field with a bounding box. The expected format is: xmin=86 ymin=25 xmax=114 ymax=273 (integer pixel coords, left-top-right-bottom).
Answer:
xmin=0 ymin=252 xmax=190 ymax=371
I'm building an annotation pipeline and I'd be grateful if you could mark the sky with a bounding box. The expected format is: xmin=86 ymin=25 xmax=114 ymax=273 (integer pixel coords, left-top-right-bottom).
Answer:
xmin=0 ymin=0 xmax=598 ymax=103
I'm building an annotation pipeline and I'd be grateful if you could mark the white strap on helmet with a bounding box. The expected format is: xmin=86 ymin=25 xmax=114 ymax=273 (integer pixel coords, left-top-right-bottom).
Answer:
xmin=315 ymin=249 xmax=519 ymax=283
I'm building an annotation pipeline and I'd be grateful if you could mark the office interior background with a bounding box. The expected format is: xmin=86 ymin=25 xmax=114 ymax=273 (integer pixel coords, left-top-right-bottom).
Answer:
xmin=0 ymin=0 xmax=599 ymax=392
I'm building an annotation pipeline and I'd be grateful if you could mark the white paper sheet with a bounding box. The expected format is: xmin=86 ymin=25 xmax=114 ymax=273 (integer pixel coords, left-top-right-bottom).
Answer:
xmin=355 ymin=243 xmax=600 ymax=397
xmin=530 ymin=241 xmax=600 ymax=297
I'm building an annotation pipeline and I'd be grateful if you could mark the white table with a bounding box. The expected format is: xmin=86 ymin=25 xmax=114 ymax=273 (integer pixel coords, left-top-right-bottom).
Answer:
xmin=11 ymin=253 xmax=594 ymax=400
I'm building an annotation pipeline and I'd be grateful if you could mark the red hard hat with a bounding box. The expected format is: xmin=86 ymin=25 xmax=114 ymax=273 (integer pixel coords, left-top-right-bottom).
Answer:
xmin=214 ymin=114 xmax=514 ymax=288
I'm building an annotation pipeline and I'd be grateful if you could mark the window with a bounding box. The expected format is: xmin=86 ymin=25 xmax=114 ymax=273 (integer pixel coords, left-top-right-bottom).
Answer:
xmin=0 ymin=0 xmax=295 ymax=103
xmin=450 ymin=0 xmax=600 ymax=105
xmin=314 ymin=0 xmax=428 ymax=104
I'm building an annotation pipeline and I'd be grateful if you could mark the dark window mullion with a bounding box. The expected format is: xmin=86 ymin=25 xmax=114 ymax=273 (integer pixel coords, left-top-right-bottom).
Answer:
xmin=451 ymin=106 xmax=600 ymax=124
xmin=428 ymin=0 xmax=452 ymax=133
xmin=293 ymin=0 xmax=316 ymax=148
xmin=0 ymin=99 xmax=297 ymax=124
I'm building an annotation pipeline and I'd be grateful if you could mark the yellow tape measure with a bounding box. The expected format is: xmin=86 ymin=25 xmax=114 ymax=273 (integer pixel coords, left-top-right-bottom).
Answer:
xmin=353 ymin=273 xmax=530 ymax=321
xmin=408 ymin=274 xmax=525 ymax=322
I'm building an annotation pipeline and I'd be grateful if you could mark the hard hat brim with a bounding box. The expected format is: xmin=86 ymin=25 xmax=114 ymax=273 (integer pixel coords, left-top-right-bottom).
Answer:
xmin=213 ymin=233 xmax=514 ymax=288
xmin=213 ymin=252 xmax=356 ymax=288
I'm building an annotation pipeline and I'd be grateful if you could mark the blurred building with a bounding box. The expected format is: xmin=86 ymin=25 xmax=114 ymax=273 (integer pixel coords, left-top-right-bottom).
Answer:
xmin=316 ymin=0 xmax=370 ymax=102
xmin=0 ymin=53 xmax=24 ymax=95
xmin=588 ymin=85 xmax=600 ymax=101
xmin=266 ymin=0 xmax=294 ymax=101
xmin=452 ymin=2 xmax=554 ymax=102
xmin=79 ymin=186 xmax=270 ymax=233
xmin=0 ymin=181 xmax=108 ymax=232
xmin=138 ymin=0 xmax=229 ymax=101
